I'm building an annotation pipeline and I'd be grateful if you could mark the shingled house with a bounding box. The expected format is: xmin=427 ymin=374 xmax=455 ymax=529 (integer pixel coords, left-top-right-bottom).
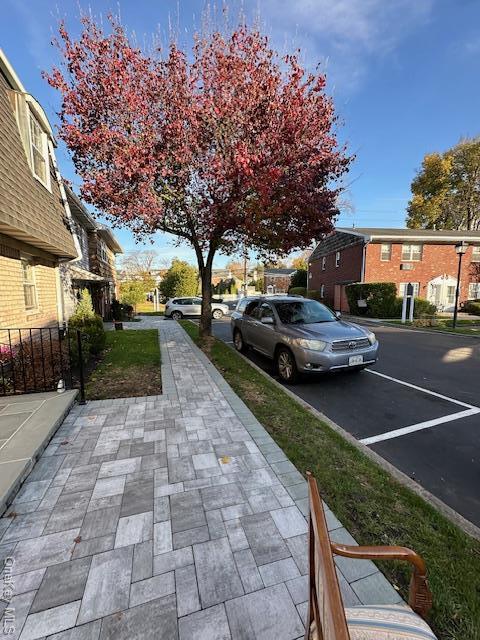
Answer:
xmin=0 ymin=49 xmax=77 ymax=329
xmin=63 ymin=186 xmax=123 ymax=320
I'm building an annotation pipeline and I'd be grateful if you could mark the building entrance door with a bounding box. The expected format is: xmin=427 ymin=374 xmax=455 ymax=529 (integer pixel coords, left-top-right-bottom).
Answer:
xmin=427 ymin=275 xmax=458 ymax=312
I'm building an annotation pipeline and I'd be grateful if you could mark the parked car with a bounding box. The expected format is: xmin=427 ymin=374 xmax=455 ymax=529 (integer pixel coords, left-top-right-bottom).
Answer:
xmin=165 ymin=297 xmax=229 ymax=320
xmin=231 ymin=296 xmax=378 ymax=383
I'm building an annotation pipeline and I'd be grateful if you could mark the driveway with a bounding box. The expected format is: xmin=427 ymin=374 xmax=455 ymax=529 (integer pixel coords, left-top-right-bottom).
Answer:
xmin=202 ymin=316 xmax=480 ymax=528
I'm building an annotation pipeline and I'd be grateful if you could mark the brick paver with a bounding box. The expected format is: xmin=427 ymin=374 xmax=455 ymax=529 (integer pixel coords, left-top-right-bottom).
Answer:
xmin=0 ymin=319 xmax=401 ymax=639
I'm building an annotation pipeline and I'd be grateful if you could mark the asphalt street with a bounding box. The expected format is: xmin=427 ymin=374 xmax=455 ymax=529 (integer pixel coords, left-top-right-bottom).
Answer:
xmin=198 ymin=313 xmax=480 ymax=528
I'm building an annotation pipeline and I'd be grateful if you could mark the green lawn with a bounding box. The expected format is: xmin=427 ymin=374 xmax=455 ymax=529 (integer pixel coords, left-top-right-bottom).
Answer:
xmin=86 ymin=329 xmax=161 ymax=399
xmin=180 ymin=320 xmax=480 ymax=640
xmin=387 ymin=319 xmax=480 ymax=335
xmin=135 ymin=301 xmax=165 ymax=316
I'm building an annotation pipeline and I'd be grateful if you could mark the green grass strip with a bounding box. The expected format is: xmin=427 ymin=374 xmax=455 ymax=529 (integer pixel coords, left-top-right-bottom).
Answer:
xmin=87 ymin=329 xmax=161 ymax=400
xmin=180 ymin=320 xmax=480 ymax=640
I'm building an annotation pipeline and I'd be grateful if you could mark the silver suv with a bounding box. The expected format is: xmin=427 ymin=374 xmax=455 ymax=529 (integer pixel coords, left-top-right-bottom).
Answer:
xmin=231 ymin=296 xmax=378 ymax=383
xmin=165 ymin=297 xmax=229 ymax=320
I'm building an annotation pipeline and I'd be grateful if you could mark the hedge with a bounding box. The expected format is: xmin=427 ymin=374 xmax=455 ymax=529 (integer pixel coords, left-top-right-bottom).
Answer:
xmin=306 ymin=290 xmax=323 ymax=302
xmin=464 ymin=300 xmax=480 ymax=316
xmin=346 ymin=282 xmax=397 ymax=317
xmin=288 ymin=287 xmax=307 ymax=296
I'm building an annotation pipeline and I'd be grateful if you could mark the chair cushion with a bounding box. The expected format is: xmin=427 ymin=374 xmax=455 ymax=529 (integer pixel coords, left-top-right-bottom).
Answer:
xmin=345 ymin=605 xmax=437 ymax=639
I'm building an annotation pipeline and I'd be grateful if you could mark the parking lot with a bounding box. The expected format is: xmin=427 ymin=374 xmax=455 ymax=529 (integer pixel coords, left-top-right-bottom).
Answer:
xmin=194 ymin=314 xmax=480 ymax=528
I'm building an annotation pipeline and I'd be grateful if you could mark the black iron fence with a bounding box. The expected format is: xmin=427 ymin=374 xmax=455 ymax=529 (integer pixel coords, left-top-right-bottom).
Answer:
xmin=0 ymin=326 xmax=85 ymax=402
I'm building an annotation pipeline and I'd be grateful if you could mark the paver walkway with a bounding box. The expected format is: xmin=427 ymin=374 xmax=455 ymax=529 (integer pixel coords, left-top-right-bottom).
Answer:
xmin=0 ymin=320 xmax=401 ymax=639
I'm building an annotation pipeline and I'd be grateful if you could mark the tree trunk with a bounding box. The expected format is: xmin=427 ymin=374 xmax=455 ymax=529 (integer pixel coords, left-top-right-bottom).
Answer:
xmin=199 ymin=260 xmax=213 ymax=337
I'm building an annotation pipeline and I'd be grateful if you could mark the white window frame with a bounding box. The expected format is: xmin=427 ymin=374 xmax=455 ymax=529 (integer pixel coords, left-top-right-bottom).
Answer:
xmin=98 ymin=239 xmax=108 ymax=263
xmin=472 ymin=246 xmax=480 ymax=262
xmin=320 ymin=284 xmax=325 ymax=298
xmin=322 ymin=256 xmax=326 ymax=270
xmin=335 ymin=251 xmax=340 ymax=268
xmin=399 ymin=282 xmax=419 ymax=298
xmin=380 ymin=243 xmax=392 ymax=261
xmin=28 ymin=111 xmax=51 ymax=191
xmin=21 ymin=256 xmax=38 ymax=311
xmin=468 ymin=282 xmax=480 ymax=299
xmin=401 ymin=243 xmax=423 ymax=261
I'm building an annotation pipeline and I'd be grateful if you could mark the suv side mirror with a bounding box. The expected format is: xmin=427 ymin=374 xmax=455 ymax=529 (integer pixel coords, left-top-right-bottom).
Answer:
xmin=335 ymin=311 xmax=341 ymax=318
xmin=261 ymin=316 xmax=274 ymax=325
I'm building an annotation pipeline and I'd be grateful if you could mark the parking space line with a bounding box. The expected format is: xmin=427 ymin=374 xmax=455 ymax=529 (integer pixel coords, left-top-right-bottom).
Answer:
xmin=365 ymin=369 xmax=479 ymax=410
xmin=360 ymin=408 xmax=480 ymax=446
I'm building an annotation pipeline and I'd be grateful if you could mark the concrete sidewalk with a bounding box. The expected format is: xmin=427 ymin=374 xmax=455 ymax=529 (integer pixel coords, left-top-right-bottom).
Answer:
xmin=0 ymin=321 xmax=401 ymax=639
xmin=0 ymin=391 xmax=77 ymax=517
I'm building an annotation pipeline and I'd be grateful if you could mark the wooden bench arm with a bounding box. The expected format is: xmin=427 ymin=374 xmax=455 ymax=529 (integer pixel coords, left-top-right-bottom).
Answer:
xmin=330 ymin=543 xmax=433 ymax=618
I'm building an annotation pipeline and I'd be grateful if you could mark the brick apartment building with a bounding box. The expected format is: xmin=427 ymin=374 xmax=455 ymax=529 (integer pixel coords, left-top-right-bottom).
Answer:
xmin=264 ymin=268 xmax=297 ymax=293
xmin=308 ymin=227 xmax=480 ymax=312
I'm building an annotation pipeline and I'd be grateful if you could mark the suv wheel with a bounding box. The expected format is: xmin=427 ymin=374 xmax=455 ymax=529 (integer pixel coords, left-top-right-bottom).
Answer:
xmin=233 ymin=329 xmax=248 ymax=353
xmin=212 ymin=309 xmax=223 ymax=320
xmin=276 ymin=347 xmax=298 ymax=384
xmin=171 ymin=310 xmax=183 ymax=321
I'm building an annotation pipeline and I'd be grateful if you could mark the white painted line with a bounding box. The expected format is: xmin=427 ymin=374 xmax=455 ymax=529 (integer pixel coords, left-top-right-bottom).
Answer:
xmin=360 ymin=408 xmax=480 ymax=446
xmin=365 ymin=369 xmax=479 ymax=410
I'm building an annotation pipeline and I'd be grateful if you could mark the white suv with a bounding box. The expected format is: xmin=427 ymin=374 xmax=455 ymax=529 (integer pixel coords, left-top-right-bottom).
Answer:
xmin=165 ymin=297 xmax=229 ymax=320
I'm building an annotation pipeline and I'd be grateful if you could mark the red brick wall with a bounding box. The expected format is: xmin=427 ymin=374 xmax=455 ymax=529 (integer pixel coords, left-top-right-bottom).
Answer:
xmin=365 ymin=242 xmax=479 ymax=303
xmin=309 ymin=243 xmax=364 ymax=306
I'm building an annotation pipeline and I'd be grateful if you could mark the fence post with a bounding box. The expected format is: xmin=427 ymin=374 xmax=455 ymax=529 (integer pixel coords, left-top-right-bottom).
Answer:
xmin=76 ymin=330 xmax=86 ymax=405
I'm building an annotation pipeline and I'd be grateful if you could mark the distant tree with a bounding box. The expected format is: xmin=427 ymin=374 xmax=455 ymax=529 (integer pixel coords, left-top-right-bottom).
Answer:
xmin=290 ymin=269 xmax=307 ymax=288
xmin=407 ymin=138 xmax=480 ymax=230
xmin=46 ymin=16 xmax=351 ymax=336
xmin=290 ymin=250 xmax=312 ymax=270
xmin=160 ymin=259 xmax=198 ymax=299
xmin=119 ymin=250 xmax=160 ymax=291
xmin=119 ymin=281 xmax=147 ymax=312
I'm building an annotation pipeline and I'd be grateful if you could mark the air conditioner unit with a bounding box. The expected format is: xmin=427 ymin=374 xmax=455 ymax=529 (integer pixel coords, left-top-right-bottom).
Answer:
xmin=400 ymin=263 xmax=414 ymax=270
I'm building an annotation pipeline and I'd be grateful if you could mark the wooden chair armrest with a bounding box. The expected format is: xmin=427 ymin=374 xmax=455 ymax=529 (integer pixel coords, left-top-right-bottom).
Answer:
xmin=330 ymin=543 xmax=433 ymax=618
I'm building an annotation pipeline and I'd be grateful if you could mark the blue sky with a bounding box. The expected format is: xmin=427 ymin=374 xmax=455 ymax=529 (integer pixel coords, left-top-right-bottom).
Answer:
xmin=2 ymin=0 xmax=479 ymax=266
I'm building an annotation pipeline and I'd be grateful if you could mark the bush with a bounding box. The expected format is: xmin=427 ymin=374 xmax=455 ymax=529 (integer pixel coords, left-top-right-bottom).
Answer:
xmin=289 ymin=287 xmax=307 ymax=297
xmin=306 ymin=289 xmax=323 ymax=302
xmin=464 ymin=300 xmax=480 ymax=315
xmin=346 ymin=282 xmax=397 ymax=318
xmin=68 ymin=289 xmax=106 ymax=362
xmin=290 ymin=269 xmax=307 ymax=288
xmin=412 ymin=297 xmax=436 ymax=317
xmin=111 ymin=299 xmax=134 ymax=321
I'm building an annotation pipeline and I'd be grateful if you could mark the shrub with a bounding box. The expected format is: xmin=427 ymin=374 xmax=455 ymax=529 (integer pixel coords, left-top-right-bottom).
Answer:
xmin=306 ymin=289 xmax=323 ymax=302
xmin=68 ymin=289 xmax=106 ymax=362
xmin=290 ymin=269 xmax=307 ymax=288
xmin=464 ymin=300 xmax=480 ymax=315
xmin=346 ymin=282 xmax=397 ymax=318
xmin=289 ymin=287 xmax=307 ymax=296
xmin=412 ymin=297 xmax=436 ymax=317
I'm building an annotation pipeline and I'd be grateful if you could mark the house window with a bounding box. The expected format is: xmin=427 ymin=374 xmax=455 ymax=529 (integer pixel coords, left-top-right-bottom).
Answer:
xmin=399 ymin=282 xmax=419 ymax=297
xmin=335 ymin=251 xmax=340 ymax=267
xmin=98 ymin=240 xmax=108 ymax=263
xmin=22 ymin=257 xmax=37 ymax=310
xmin=472 ymin=246 xmax=480 ymax=262
xmin=320 ymin=284 xmax=325 ymax=298
xmin=469 ymin=282 xmax=480 ymax=299
xmin=380 ymin=243 xmax=392 ymax=261
xmin=29 ymin=112 xmax=49 ymax=188
xmin=322 ymin=257 xmax=326 ymax=270
xmin=401 ymin=243 xmax=422 ymax=261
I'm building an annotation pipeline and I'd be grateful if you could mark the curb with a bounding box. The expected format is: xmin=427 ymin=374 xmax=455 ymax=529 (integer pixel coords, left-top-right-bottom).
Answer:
xmin=346 ymin=316 xmax=480 ymax=339
xmin=233 ymin=351 xmax=480 ymax=542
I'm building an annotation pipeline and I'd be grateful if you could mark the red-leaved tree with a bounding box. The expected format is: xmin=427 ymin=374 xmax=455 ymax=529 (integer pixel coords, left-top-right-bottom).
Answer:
xmin=47 ymin=16 xmax=351 ymax=336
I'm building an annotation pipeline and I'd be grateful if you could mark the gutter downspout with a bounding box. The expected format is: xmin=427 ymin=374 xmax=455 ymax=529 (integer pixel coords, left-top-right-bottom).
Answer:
xmin=47 ymin=139 xmax=83 ymax=324
xmin=360 ymin=237 xmax=371 ymax=282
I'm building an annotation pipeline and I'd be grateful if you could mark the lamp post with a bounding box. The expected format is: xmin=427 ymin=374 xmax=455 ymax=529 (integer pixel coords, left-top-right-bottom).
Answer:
xmin=453 ymin=241 xmax=468 ymax=329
